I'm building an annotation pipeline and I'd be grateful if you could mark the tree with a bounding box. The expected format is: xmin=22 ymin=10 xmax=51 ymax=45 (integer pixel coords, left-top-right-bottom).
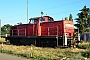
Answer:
xmin=41 ymin=11 xmax=44 ymax=16
xmin=74 ymin=6 xmax=90 ymax=34
xmin=1 ymin=24 xmax=12 ymax=35
xmin=69 ymin=14 xmax=73 ymax=21
xmin=65 ymin=17 xmax=68 ymax=20
xmin=86 ymin=15 xmax=90 ymax=32
xmin=17 ymin=22 xmax=22 ymax=25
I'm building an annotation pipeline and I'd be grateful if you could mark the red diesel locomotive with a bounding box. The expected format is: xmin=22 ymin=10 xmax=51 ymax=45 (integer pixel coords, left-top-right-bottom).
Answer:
xmin=6 ymin=16 xmax=74 ymax=47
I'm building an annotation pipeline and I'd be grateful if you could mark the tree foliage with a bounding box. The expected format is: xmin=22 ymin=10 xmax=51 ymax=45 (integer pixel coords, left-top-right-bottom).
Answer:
xmin=74 ymin=6 xmax=90 ymax=34
xmin=1 ymin=24 xmax=12 ymax=35
xmin=17 ymin=22 xmax=22 ymax=25
xmin=65 ymin=17 xmax=68 ymax=20
xmin=69 ymin=14 xmax=73 ymax=21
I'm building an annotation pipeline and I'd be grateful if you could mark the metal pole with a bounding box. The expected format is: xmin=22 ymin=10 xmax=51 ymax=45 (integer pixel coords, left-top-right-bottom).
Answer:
xmin=78 ymin=28 xmax=80 ymax=43
xmin=12 ymin=30 xmax=13 ymax=36
xmin=18 ymin=29 xmax=19 ymax=36
xmin=56 ymin=36 xmax=58 ymax=47
xmin=56 ymin=26 xmax=58 ymax=47
xmin=63 ymin=34 xmax=64 ymax=46
xmin=25 ymin=29 xmax=26 ymax=36
xmin=48 ymin=27 xmax=49 ymax=36
xmin=89 ymin=26 xmax=90 ymax=32
xmin=0 ymin=19 xmax=1 ymax=38
xmin=26 ymin=0 xmax=28 ymax=23
xmin=78 ymin=28 xmax=79 ymax=34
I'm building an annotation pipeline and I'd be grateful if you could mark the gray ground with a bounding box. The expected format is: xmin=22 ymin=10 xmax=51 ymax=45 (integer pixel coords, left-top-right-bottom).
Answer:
xmin=0 ymin=53 xmax=33 ymax=60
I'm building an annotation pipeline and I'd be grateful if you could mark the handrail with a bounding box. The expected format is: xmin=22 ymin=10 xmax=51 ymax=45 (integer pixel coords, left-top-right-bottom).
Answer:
xmin=11 ymin=29 xmax=26 ymax=36
xmin=10 ymin=26 xmax=59 ymax=36
xmin=42 ymin=26 xmax=59 ymax=36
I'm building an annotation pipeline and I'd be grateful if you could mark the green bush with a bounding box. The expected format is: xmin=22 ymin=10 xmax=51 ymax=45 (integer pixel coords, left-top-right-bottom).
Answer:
xmin=78 ymin=43 xmax=90 ymax=49
xmin=79 ymin=43 xmax=90 ymax=58
xmin=81 ymin=51 xmax=90 ymax=58
xmin=64 ymin=51 xmax=79 ymax=58
xmin=37 ymin=56 xmax=52 ymax=60
xmin=0 ymin=49 xmax=13 ymax=54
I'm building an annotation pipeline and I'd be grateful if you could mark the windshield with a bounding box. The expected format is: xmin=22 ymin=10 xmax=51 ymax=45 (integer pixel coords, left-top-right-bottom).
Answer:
xmin=29 ymin=20 xmax=38 ymax=24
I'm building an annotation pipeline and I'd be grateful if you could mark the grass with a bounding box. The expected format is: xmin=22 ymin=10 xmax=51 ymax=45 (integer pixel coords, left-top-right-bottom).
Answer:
xmin=0 ymin=38 xmax=6 ymax=43
xmin=0 ymin=38 xmax=90 ymax=60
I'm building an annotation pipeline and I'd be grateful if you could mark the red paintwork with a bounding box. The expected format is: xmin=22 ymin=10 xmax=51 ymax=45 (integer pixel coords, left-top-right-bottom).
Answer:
xmin=10 ymin=26 xmax=17 ymax=36
xmin=10 ymin=24 xmax=37 ymax=36
xmin=37 ymin=18 xmax=41 ymax=36
xmin=27 ymin=24 xmax=37 ymax=36
xmin=10 ymin=16 xmax=74 ymax=37
xmin=41 ymin=20 xmax=74 ymax=36
xmin=63 ymin=20 xmax=74 ymax=36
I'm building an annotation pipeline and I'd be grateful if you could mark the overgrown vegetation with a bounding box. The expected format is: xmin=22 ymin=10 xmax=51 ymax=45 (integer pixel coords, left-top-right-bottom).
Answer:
xmin=0 ymin=45 xmax=86 ymax=60
xmin=78 ymin=42 xmax=90 ymax=58
xmin=78 ymin=42 xmax=90 ymax=49
xmin=0 ymin=38 xmax=90 ymax=60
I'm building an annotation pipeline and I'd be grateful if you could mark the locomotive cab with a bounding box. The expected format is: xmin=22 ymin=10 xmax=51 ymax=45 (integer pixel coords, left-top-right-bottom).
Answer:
xmin=29 ymin=16 xmax=54 ymax=36
xmin=29 ymin=16 xmax=54 ymax=24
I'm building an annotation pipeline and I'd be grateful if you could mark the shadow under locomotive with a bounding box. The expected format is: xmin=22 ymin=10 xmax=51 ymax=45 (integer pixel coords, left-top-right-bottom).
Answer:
xmin=6 ymin=36 xmax=73 ymax=47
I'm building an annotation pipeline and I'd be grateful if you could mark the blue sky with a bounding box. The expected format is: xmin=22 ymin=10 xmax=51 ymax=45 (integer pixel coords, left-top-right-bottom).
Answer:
xmin=0 ymin=0 xmax=90 ymax=26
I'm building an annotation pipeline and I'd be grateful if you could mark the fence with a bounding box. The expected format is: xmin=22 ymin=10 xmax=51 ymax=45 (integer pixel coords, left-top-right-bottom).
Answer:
xmin=0 ymin=34 xmax=7 ymax=38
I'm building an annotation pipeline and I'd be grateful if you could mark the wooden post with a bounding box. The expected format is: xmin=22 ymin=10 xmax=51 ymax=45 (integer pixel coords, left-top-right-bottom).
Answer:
xmin=1 ymin=42 xmax=4 ymax=51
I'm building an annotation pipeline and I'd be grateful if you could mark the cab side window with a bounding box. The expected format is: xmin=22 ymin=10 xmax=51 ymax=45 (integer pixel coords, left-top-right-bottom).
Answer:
xmin=40 ymin=17 xmax=45 ymax=22
xmin=48 ymin=19 xmax=52 ymax=22
xmin=34 ymin=20 xmax=38 ymax=24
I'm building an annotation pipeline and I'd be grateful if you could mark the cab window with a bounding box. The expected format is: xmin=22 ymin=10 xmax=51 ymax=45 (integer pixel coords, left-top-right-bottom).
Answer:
xmin=29 ymin=19 xmax=38 ymax=24
xmin=34 ymin=20 xmax=38 ymax=24
xmin=40 ymin=17 xmax=45 ymax=22
xmin=48 ymin=19 xmax=52 ymax=22
xmin=29 ymin=20 xmax=34 ymax=24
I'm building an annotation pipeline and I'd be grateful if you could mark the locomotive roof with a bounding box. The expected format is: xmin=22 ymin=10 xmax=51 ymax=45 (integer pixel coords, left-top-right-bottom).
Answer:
xmin=29 ymin=16 xmax=54 ymax=20
xmin=29 ymin=17 xmax=40 ymax=20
